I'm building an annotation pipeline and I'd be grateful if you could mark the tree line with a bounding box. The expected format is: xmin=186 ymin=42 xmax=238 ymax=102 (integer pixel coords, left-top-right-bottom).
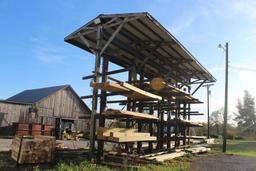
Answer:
xmin=196 ymin=90 xmax=256 ymax=139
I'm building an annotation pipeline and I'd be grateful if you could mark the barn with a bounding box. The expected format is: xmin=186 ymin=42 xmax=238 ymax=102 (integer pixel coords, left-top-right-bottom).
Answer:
xmin=0 ymin=85 xmax=91 ymax=137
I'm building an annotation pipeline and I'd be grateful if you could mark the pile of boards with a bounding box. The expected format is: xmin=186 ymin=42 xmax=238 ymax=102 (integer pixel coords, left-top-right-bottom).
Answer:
xmin=141 ymin=150 xmax=187 ymax=162
xmin=97 ymin=127 xmax=157 ymax=142
xmin=11 ymin=135 xmax=55 ymax=164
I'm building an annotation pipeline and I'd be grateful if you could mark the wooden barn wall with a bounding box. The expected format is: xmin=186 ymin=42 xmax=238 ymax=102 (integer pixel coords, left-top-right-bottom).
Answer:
xmin=0 ymin=102 xmax=30 ymax=127
xmin=36 ymin=87 xmax=90 ymax=132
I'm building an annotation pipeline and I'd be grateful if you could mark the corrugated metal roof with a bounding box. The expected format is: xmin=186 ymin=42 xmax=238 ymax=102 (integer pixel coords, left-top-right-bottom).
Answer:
xmin=6 ymin=85 xmax=69 ymax=104
xmin=65 ymin=12 xmax=216 ymax=84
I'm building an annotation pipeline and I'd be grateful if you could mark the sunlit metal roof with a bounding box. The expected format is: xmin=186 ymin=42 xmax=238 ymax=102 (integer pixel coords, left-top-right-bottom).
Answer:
xmin=65 ymin=12 xmax=216 ymax=84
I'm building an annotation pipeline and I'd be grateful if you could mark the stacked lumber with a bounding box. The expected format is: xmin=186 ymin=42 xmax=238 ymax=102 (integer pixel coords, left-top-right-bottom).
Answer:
xmin=186 ymin=146 xmax=211 ymax=154
xmin=103 ymin=152 xmax=154 ymax=168
xmin=91 ymin=82 xmax=162 ymax=100
xmin=139 ymin=149 xmax=187 ymax=162
xmin=11 ymin=135 xmax=55 ymax=164
xmin=103 ymin=109 xmax=159 ymax=120
xmin=97 ymin=127 xmax=157 ymax=143
xmin=146 ymin=151 xmax=186 ymax=162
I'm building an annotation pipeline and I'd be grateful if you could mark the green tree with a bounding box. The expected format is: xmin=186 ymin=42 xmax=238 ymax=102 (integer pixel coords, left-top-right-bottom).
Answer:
xmin=209 ymin=108 xmax=223 ymax=137
xmin=234 ymin=90 xmax=256 ymax=135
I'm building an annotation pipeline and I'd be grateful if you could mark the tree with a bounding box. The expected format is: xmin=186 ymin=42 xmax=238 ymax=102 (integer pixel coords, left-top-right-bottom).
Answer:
xmin=234 ymin=90 xmax=256 ymax=135
xmin=209 ymin=108 xmax=223 ymax=137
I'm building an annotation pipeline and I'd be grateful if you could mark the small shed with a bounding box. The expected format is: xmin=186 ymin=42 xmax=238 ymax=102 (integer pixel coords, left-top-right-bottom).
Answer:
xmin=0 ymin=85 xmax=91 ymax=136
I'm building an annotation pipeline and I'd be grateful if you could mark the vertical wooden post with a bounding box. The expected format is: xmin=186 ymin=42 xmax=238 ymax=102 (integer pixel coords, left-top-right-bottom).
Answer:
xmin=125 ymin=70 xmax=133 ymax=152
xmin=183 ymin=103 xmax=187 ymax=146
xmin=148 ymin=106 xmax=154 ymax=151
xmin=187 ymin=85 xmax=191 ymax=145
xmin=167 ymin=100 xmax=171 ymax=149
xmin=89 ymin=26 xmax=102 ymax=158
xmin=137 ymin=72 xmax=144 ymax=154
xmin=97 ymin=56 xmax=109 ymax=161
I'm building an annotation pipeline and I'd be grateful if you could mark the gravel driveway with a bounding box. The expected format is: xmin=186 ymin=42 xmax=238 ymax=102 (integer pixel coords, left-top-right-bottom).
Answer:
xmin=190 ymin=154 xmax=256 ymax=171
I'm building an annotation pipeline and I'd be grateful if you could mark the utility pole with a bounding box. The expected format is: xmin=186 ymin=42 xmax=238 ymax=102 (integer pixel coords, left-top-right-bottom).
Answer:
xmin=218 ymin=42 xmax=229 ymax=152
xmin=223 ymin=42 xmax=228 ymax=152
xmin=203 ymin=84 xmax=214 ymax=139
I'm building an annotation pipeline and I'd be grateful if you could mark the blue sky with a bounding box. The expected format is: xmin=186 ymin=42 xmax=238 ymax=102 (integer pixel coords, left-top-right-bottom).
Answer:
xmin=1 ymin=0 xmax=256 ymax=122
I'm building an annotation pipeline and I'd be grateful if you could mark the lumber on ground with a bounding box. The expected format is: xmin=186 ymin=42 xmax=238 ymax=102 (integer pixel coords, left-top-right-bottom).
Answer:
xmin=146 ymin=151 xmax=186 ymax=162
xmin=186 ymin=147 xmax=211 ymax=154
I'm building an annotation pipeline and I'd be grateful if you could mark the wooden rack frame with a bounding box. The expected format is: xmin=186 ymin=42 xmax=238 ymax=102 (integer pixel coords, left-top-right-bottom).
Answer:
xmin=65 ymin=12 xmax=216 ymax=163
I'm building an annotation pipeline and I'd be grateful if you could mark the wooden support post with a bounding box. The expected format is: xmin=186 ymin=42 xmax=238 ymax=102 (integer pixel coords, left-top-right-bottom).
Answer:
xmin=160 ymin=100 xmax=164 ymax=149
xmin=148 ymin=106 xmax=153 ymax=151
xmin=137 ymin=72 xmax=144 ymax=154
xmin=125 ymin=70 xmax=132 ymax=152
xmin=183 ymin=103 xmax=187 ymax=146
xmin=89 ymin=26 xmax=102 ymax=158
xmin=97 ymin=56 xmax=109 ymax=161
xmin=167 ymin=100 xmax=171 ymax=149
xmin=187 ymin=86 xmax=191 ymax=145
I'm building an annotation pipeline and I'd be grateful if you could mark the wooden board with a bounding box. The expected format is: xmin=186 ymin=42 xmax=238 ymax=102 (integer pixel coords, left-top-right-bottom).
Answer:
xmin=108 ymin=136 xmax=157 ymax=142
xmin=121 ymin=82 xmax=162 ymax=100
xmin=186 ymin=147 xmax=211 ymax=154
xmin=146 ymin=151 xmax=186 ymax=162
xmin=91 ymin=82 xmax=162 ymax=100
xmin=97 ymin=127 xmax=157 ymax=143
xmin=103 ymin=109 xmax=159 ymax=120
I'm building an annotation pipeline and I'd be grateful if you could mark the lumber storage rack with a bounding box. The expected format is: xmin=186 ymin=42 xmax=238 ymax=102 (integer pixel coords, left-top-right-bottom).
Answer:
xmin=65 ymin=12 xmax=216 ymax=163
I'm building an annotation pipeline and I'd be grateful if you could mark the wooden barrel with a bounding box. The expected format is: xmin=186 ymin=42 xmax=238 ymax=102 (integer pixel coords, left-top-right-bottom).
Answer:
xmin=42 ymin=125 xmax=55 ymax=136
xmin=31 ymin=123 xmax=42 ymax=136
xmin=13 ymin=123 xmax=29 ymax=136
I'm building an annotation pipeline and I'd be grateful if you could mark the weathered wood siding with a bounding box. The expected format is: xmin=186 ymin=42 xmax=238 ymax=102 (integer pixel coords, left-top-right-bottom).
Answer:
xmin=0 ymin=102 xmax=30 ymax=127
xmin=36 ymin=87 xmax=90 ymax=131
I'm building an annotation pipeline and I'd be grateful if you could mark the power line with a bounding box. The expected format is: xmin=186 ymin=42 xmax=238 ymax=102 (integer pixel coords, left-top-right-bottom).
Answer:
xmin=230 ymin=65 xmax=256 ymax=72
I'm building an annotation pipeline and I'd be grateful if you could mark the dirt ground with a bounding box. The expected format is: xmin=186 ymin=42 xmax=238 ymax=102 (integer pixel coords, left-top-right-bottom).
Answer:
xmin=190 ymin=154 xmax=256 ymax=171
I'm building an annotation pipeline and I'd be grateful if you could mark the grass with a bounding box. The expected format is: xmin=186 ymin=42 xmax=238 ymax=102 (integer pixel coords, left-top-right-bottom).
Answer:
xmin=4 ymin=139 xmax=256 ymax=170
xmin=49 ymin=158 xmax=190 ymax=171
xmin=210 ymin=139 xmax=256 ymax=157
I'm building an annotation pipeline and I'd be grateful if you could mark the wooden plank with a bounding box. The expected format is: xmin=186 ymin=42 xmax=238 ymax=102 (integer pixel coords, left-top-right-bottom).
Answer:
xmin=97 ymin=127 xmax=137 ymax=136
xmin=91 ymin=82 xmax=162 ymax=100
xmin=108 ymin=136 xmax=157 ymax=142
xmin=104 ymin=109 xmax=159 ymax=120
xmin=121 ymin=82 xmax=162 ymax=100
xmin=110 ymin=131 xmax=150 ymax=137
xmin=91 ymin=82 xmax=129 ymax=92
xmin=186 ymin=147 xmax=211 ymax=154
xmin=146 ymin=151 xmax=186 ymax=162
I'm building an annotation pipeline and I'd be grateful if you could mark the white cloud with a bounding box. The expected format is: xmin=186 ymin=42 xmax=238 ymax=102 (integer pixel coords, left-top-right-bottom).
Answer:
xmin=31 ymin=37 xmax=66 ymax=63
xmin=230 ymin=0 xmax=256 ymax=20
xmin=169 ymin=16 xmax=196 ymax=35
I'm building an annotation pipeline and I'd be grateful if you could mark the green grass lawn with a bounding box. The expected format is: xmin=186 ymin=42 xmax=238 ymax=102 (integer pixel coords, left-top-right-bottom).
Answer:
xmin=210 ymin=139 xmax=256 ymax=157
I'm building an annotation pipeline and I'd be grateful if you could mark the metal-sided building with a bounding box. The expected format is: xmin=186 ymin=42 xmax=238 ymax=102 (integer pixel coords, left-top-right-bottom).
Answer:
xmin=0 ymin=85 xmax=91 ymax=136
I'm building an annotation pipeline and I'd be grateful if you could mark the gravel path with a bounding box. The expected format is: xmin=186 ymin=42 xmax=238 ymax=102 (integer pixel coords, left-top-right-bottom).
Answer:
xmin=190 ymin=154 xmax=256 ymax=171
